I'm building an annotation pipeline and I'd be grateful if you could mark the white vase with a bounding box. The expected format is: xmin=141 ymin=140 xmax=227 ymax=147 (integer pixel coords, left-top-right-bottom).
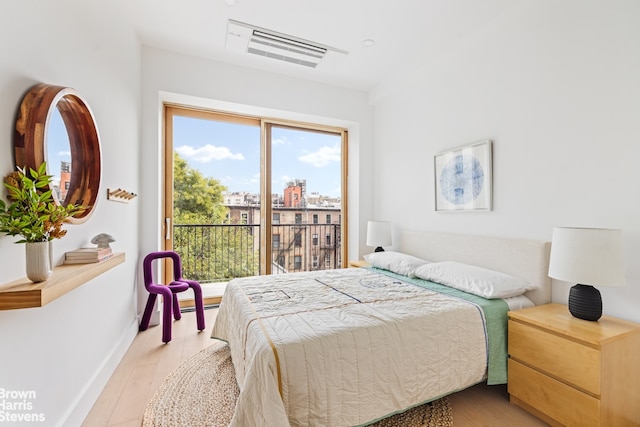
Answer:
xmin=25 ymin=241 xmax=52 ymax=282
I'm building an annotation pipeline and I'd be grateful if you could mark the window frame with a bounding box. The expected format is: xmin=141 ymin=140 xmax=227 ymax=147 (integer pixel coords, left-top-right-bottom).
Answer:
xmin=164 ymin=104 xmax=349 ymax=279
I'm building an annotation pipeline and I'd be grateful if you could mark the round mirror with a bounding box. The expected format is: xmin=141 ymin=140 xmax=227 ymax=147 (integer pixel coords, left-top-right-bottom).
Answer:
xmin=14 ymin=84 xmax=101 ymax=223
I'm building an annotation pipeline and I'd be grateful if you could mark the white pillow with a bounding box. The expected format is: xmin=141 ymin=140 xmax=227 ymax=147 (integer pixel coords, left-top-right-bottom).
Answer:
xmin=413 ymin=261 xmax=533 ymax=299
xmin=363 ymin=251 xmax=430 ymax=277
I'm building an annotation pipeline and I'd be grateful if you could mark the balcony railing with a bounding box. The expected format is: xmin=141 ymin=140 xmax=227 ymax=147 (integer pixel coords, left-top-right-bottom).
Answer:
xmin=173 ymin=223 xmax=341 ymax=283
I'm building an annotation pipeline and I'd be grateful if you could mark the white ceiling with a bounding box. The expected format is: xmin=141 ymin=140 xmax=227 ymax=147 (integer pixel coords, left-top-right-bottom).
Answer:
xmin=130 ymin=0 xmax=516 ymax=92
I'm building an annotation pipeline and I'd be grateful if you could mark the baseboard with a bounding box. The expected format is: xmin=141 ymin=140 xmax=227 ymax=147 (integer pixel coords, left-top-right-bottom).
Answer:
xmin=58 ymin=318 xmax=139 ymax=427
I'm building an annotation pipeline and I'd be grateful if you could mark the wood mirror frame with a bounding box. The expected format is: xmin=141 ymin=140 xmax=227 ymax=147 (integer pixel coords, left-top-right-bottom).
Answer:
xmin=14 ymin=84 xmax=101 ymax=224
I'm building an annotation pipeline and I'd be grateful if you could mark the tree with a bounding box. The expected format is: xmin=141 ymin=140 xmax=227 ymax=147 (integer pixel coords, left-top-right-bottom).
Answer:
xmin=172 ymin=153 xmax=259 ymax=281
xmin=173 ymin=152 xmax=228 ymax=224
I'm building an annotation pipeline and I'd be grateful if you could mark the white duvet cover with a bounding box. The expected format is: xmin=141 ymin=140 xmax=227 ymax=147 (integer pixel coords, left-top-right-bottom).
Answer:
xmin=212 ymin=268 xmax=499 ymax=426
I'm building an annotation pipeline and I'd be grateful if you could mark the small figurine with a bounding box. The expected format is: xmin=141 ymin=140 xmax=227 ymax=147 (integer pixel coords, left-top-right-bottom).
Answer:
xmin=91 ymin=233 xmax=115 ymax=249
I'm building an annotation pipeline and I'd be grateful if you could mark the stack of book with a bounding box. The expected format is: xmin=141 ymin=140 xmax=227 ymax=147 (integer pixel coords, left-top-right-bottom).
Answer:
xmin=64 ymin=247 xmax=114 ymax=264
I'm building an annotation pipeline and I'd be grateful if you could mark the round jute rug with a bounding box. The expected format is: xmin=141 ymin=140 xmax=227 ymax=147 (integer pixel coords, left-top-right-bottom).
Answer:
xmin=142 ymin=341 xmax=453 ymax=427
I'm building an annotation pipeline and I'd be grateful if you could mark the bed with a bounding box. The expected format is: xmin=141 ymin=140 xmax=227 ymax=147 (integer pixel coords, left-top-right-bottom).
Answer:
xmin=211 ymin=230 xmax=551 ymax=426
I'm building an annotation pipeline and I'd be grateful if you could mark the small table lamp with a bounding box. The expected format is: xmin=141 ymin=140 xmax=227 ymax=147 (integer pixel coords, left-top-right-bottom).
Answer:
xmin=548 ymin=227 xmax=626 ymax=321
xmin=366 ymin=221 xmax=392 ymax=252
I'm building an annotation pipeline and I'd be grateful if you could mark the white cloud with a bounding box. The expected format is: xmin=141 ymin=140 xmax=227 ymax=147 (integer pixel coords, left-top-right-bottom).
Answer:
xmin=239 ymin=173 xmax=260 ymax=186
xmin=298 ymin=145 xmax=340 ymax=167
xmin=176 ymin=144 xmax=244 ymax=162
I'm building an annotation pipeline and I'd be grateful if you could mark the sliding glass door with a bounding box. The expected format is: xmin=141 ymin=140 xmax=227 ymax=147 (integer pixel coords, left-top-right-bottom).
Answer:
xmin=268 ymin=124 xmax=344 ymax=274
xmin=164 ymin=105 xmax=347 ymax=283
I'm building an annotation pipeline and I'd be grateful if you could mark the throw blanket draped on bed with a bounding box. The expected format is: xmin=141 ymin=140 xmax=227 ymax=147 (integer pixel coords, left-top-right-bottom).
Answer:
xmin=211 ymin=268 xmax=509 ymax=427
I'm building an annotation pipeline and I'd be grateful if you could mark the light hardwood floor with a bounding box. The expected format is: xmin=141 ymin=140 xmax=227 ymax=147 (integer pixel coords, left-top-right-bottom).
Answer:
xmin=82 ymin=308 xmax=548 ymax=427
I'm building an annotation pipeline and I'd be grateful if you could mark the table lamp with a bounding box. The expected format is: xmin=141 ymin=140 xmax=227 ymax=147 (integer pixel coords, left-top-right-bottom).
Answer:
xmin=366 ymin=221 xmax=392 ymax=252
xmin=548 ymin=227 xmax=625 ymax=321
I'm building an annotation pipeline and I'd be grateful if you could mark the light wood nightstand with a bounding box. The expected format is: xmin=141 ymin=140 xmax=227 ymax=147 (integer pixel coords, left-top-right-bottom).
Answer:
xmin=508 ymin=303 xmax=640 ymax=426
xmin=348 ymin=260 xmax=370 ymax=268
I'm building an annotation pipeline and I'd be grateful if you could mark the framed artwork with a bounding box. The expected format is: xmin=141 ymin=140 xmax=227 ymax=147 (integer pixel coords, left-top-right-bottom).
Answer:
xmin=434 ymin=140 xmax=492 ymax=212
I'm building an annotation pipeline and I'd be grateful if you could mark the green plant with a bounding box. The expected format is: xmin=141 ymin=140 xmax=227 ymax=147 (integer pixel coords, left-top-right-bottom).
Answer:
xmin=0 ymin=162 xmax=83 ymax=243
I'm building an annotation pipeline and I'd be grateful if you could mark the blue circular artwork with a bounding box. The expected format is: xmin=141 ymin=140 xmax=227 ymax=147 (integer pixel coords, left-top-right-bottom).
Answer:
xmin=439 ymin=154 xmax=484 ymax=205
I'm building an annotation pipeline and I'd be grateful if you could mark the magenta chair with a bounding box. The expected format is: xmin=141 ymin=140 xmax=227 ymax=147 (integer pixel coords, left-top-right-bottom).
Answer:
xmin=140 ymin=251 xmax=205 ymax=343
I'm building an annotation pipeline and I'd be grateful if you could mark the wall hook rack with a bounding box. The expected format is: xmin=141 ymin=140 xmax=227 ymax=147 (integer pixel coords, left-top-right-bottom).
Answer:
xmin=107 ymin=188 xmax=137 ymax=203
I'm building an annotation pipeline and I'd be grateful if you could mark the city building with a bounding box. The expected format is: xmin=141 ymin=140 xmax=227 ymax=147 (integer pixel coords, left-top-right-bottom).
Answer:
xmin=225 ymin=181 xmax=342 ymax=272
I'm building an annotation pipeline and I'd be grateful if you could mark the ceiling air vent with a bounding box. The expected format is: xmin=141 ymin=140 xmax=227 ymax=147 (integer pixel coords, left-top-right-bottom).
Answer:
xmin=226 ymin=19 xmax=347 ymax=69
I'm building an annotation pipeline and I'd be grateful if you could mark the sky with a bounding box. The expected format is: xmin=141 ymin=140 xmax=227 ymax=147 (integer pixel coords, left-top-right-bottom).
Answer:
xmin=47 ymin=109 xmax=71 ymax=189
xmin=173 ymin=115 xmax=342 ymax=198
xmin=46 ymin=111 xmax=343 ymax=199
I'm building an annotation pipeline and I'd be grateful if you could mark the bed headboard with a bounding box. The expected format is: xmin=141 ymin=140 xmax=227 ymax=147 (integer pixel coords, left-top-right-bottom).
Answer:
xmin=399 ymin=230 xmax=552 ymax=306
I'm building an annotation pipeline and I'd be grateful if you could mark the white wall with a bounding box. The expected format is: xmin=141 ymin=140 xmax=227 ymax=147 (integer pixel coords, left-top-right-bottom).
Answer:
xmin=0 ymin=2 xmax=140 ymax=425
xmin=370 ymin=0 xmax=640 ymax=322
xmin=139 ymin=47 xmax=375 ymax=273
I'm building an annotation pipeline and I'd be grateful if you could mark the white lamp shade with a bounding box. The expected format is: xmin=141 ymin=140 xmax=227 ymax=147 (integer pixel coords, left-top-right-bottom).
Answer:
xmin=366 ymin=221 xmax=392 ymax=247
xmin=548 ymin=227 xmax=626 ymax=287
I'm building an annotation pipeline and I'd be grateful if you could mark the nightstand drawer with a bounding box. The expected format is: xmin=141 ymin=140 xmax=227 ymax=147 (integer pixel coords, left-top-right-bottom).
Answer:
xmin=509 ymin=320 xmax=600 ymax=395
xmin=509 ymin=359 xmax=600 ymax=426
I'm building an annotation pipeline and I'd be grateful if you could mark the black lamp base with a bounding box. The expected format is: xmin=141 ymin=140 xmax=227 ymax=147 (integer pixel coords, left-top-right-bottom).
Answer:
xmin=568 ymin=284 xmax=602 ymax=321
xmin=374 ymin=247 xmax=385 ymax=252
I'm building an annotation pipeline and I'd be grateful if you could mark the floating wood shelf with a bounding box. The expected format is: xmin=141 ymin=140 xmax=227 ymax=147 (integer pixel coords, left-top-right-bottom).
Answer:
xmin=0 ymin=252 xmax=125 ymax=310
